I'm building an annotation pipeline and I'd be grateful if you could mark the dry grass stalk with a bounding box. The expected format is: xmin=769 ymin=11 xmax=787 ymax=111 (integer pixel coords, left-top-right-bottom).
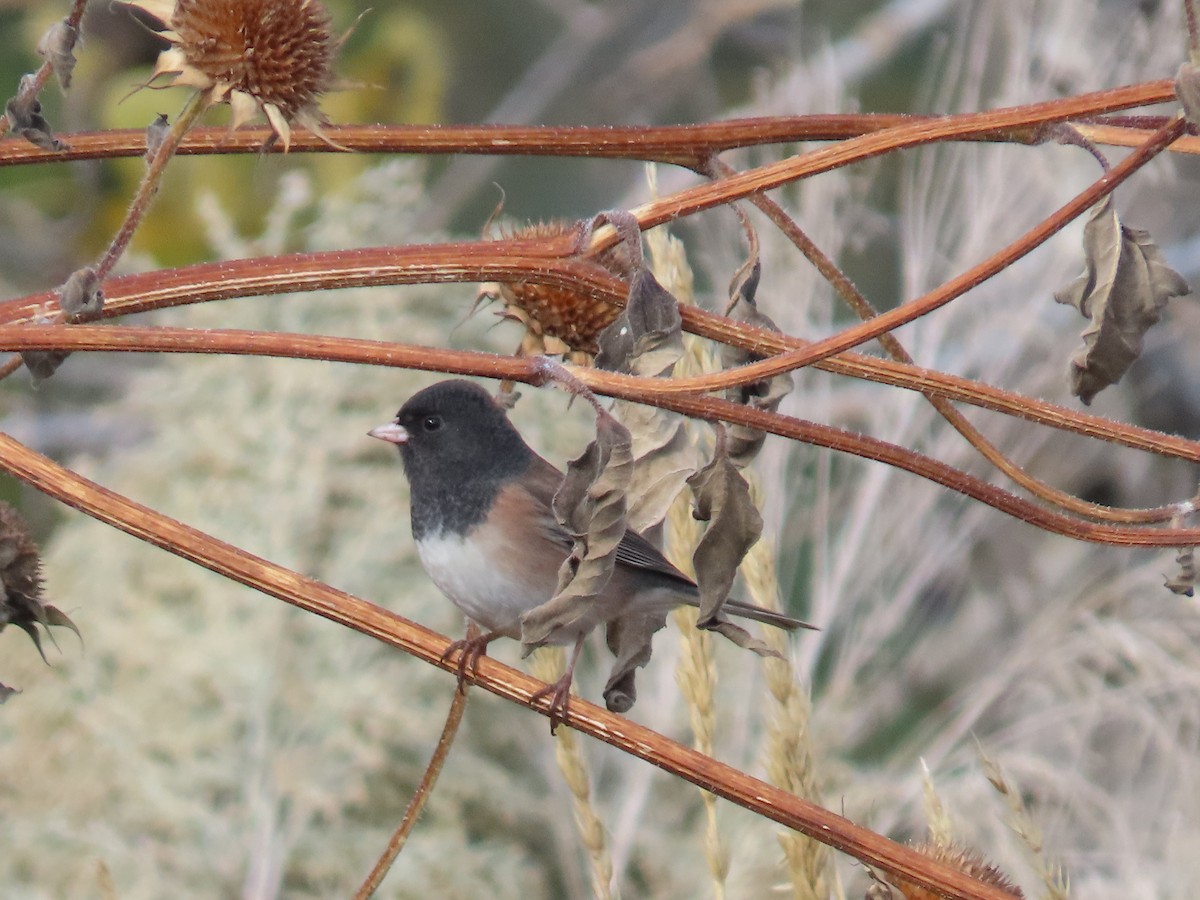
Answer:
xmin=644 ymin=222 xmax=731 ymax=896
xmin=978 ymin=753 xmax=1069 ymax=900
xmin=530 ymin=647 xmax=614 ymax=900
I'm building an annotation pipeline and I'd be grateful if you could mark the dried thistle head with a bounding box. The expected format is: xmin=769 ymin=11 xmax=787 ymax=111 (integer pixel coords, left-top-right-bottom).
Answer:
xmin=878 ymin=842 xmax=1024 ymax=899
xmin=124 ymin=0 xmax=340 ymax=150
xmin=479 ymin=220 xmax=636 ymax=361
xmin=0 ymin=502 xmax=78 ymax=663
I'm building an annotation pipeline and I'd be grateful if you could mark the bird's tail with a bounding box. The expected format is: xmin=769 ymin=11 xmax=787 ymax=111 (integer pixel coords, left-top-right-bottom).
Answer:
xmin=721 ymin=598 xmax=817 ymax=632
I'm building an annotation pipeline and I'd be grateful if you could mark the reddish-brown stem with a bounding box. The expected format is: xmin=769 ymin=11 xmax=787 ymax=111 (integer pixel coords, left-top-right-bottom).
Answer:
xmin=0 ymin=80 xmax=1177 ymax=168
xmin=94 ymin=93 xmax=209 ymax=280
xmin=0 ymin=428 xmax=1017 ymax=900
xmin=1 ymin=323 xmax=1198 ymax=546
xmin=353 ymin=681 xmax=469 ymax=899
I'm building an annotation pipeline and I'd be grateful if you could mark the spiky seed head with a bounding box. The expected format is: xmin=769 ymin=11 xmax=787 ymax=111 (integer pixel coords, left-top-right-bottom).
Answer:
xmin=124 ymin=0 xmax=339 ymax=150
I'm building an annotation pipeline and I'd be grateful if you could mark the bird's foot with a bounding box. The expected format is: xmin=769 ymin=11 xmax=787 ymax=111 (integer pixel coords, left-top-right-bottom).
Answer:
xmin=530 ymin=674 xmax=575 ymax=735
xmin=441 ymin=630 xmax=501 ymax=692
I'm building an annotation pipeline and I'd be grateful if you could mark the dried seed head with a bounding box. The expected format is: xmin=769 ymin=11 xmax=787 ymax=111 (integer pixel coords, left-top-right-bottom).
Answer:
xmin=883 ymin=842 xmax=1024 ymax=899
xmin=124 ymin=0 xmax=339 ymax=150
xmin=483 ymin=221 xmax=633 ymax=358
xmin=0 ymin=502 xmax=79 ymax=663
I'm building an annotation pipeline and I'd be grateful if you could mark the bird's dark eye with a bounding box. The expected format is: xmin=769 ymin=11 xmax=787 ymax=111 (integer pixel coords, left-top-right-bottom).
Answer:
xmin=422 ymin=415 xmax=443 ymax=432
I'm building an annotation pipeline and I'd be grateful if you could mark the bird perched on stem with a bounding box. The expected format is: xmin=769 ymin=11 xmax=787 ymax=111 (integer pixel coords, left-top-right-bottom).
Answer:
xmin=369 ymin=379 xmax=810 ymax=728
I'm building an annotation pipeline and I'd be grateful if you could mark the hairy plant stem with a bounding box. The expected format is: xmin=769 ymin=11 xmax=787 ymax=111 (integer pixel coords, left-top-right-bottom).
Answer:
xmin=94 ymin=91 xmax=209 ymax=280
xmin=353 ymin=683 xmax=469 ymax=900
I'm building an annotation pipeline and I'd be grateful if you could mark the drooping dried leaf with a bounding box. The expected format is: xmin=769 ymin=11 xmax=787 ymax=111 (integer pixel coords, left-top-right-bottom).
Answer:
xmin=595 ymin=268 xmax=684 ymax=375
xmin=611 ymin=399 xmax=698 ymax=534
xmin=21 ymin=349 xmax=69 ymax=383
xmin=520 ymin=407 xmax=633 ymax=652
xmin=0 ymin=682 xmax=17 ymax=704
xmin=721 ymin=259 xmax=793 ymax=466
xmin=1165 ymin=545 xmax=1196 ymax=596
xmin=145 ymin=112 xmax=170 ymax=160
xmin=686 ymin=426 xmax=777 ymax=659
xmin=36 ymin=19 xmax=79 ymax=90
xmin=59 ymin=267 xmax=104 ymax=321
xmin=1177 ymin=63 xmax=1200 ymax=129
xmin=0 ymin=502 xmax=79 ymax=667
xmin=1055 ymin=196 xmax=1191 ymax=404
xmin=4 ymin=75 xmax=67 ymax=152
xmin=601 ymin=609 xmax=667 ymax=713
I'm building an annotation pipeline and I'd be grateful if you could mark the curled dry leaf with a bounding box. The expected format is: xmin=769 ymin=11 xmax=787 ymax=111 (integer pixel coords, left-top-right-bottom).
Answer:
xmin=1054 ymin=196 xmax=1191 ymax=404
xmin=146 ymin=112 xmax=171 ymax=160
xmin=519 ymin=406 xmax=634 ymax=652
xmin=4 ymin=75 xmax=67 ymax=152
xmin=601 ymin=609 xmax=665 ymax=713
xmin=1165 ymin=545 xmax=1196 ymax=596
xmin=591 ymin=215 xmax=696 ymax=532
xmin=0 ymin=682 xmax=17 ymax=704
xmin=721 ymin=259 xmax=793 ymax=466
xmin=611 ymin=399 xmax=697 ymax=534
xmin=1177 ymin=64 xmax=1200 ymax=129
xmin=59 ymin=267 xmax=104 ymax=321
xmin=36 ymin=19 xmax=79 ymax=90
xmin=0 ymin=502 xmax=79 ymax=665
xmin=687 ymin=427 xmax=779 ymax=658
xmin=594 ymin=268 xmax=684 ymax=375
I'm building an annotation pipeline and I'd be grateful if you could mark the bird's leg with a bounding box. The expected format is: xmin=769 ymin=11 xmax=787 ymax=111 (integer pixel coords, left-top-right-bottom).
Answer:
xmin=530 ymin=635 xmax=586 ymax=735
xmin=441 ymin=622 xmax=503 ymax=692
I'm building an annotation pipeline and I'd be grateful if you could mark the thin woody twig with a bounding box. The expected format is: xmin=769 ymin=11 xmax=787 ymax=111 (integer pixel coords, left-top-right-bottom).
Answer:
xmin=353 ymin=674 xmax=470 ymax=900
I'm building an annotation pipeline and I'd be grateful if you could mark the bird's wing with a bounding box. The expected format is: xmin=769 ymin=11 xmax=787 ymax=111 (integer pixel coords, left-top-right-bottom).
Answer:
xmin=522 ymin=453 xmax=696 ymax=588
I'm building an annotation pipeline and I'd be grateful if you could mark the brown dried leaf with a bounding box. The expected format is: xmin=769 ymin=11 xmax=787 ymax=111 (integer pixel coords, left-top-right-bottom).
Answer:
xmin=1165 ymin=545 xmax=1196 ymax=596
xmin=0 ymin=683 xmax=17 ymax=704
xmin=36 ymin=19 xmax=79 ymax=91
xmin=59 ymin=267 xmax=104 ymax=321
xmin=1177 ymin=63 xmax=1200 ymax=129
xmin=595 ymin=268 xmax=684 ymax=375
xmin=519 ymin=407 xmax=633 ymax=651
xmin=145 ymin=112 xmax=170 ymax=160
xmin=601 ymin=609 xmax=667 ymax=713
xmin=21 ymin=349 xmax=70 ymax=383
xmin=1055 ymin=196 xmax=1191 ymax=404
xmin=721 ymin=259 xmax=793 ymax=466
xmin=612 ymin=399 xmax=698 ymax=534
xmin=4 ymin=75 xmax=68 ymax=152
xmin=687 ymin=426 xmax=763 ymax=628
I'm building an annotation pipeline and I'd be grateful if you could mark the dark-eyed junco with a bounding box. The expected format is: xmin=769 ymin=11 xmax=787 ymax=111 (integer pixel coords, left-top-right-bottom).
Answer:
xmin=369 ymin=379 xmax=811 ymax=721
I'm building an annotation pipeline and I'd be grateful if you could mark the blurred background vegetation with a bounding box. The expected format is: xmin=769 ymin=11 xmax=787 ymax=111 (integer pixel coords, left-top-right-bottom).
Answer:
xmin=3 ymin=1 xmax=1200 ymax=898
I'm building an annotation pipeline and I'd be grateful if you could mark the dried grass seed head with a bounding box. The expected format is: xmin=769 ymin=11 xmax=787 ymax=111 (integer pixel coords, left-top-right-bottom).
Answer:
xmin=126 ymin=0 xmax=339 ymax=150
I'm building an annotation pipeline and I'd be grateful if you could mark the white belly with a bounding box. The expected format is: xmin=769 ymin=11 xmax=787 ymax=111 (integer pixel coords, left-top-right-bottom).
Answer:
xmin=416 ymin=531 xmax=548 ymax=635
